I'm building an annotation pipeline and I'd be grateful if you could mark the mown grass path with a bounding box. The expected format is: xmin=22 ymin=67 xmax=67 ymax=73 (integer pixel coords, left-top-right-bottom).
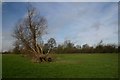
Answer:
xmin=2 ymin=53 xmax=118 ymax=78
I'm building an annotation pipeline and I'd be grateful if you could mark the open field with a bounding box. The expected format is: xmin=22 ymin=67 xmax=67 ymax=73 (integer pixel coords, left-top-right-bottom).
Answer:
xmin=2 ymin=53 xmax=118 ymax=78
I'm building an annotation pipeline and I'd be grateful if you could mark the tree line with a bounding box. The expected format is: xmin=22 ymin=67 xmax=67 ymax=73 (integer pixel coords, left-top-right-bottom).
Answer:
xmin=12 ymin=39 xmax=118 ymax=54
xmin=52 ymin=40 xmax=118 ymax=54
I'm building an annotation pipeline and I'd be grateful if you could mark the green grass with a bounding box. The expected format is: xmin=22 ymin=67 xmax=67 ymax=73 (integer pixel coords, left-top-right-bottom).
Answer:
xmin=2 ymin=53 xmax=118 ymax=78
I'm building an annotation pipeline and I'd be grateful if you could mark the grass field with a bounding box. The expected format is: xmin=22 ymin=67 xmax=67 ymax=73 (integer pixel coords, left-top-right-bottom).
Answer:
xmin=2 ymin=53 xmax=118 ymax=78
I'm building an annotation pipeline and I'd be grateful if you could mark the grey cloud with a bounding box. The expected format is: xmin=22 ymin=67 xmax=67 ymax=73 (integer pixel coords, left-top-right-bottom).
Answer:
xmin=91 ymin=22 xmax=101 ymax=31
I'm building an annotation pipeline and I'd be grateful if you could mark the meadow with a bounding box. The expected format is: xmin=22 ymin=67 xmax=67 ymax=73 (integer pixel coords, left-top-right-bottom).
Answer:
xmin=2 ymin=53 xmax=118 ymax=78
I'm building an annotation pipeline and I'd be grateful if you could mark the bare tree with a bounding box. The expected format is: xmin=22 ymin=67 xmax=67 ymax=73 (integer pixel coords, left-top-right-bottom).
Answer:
xmin=13 ymin=4 xmax=48 ymax=62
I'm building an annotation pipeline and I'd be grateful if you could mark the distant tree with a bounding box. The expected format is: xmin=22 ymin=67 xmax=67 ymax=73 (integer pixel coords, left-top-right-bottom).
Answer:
xmin=76 ymin=45 xmax=81 ymax=49
xmin=56 ymin=44 xmax=64 ymax=53
xmin=63 ymin=40 xmax=75 ymax=53
xmin=94 ymin=40 xmax=104 ymax=53
xmin=81 ymin=44 xmax=90 ymax=53
xmin=99 ymin=40 xmax=103 ymax=45
xmin=64 ymin=40 xmax=74 ymax=49
xmin=103 ymin=44 xmax=117 ymax=53
xmin=82 ymin=44 xmax=89 ymax=49
xmin=46 ymin=38 xmax=56 ymax=54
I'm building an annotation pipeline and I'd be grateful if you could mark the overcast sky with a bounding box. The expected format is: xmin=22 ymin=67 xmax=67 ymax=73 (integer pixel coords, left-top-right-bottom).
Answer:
xmin=2 ymin=2 xmax=118 ymax=51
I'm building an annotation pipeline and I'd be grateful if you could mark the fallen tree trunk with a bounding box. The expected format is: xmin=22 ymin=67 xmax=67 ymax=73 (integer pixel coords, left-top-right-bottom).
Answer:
xmin=39 ymin=49 xmax=53 ymax=61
